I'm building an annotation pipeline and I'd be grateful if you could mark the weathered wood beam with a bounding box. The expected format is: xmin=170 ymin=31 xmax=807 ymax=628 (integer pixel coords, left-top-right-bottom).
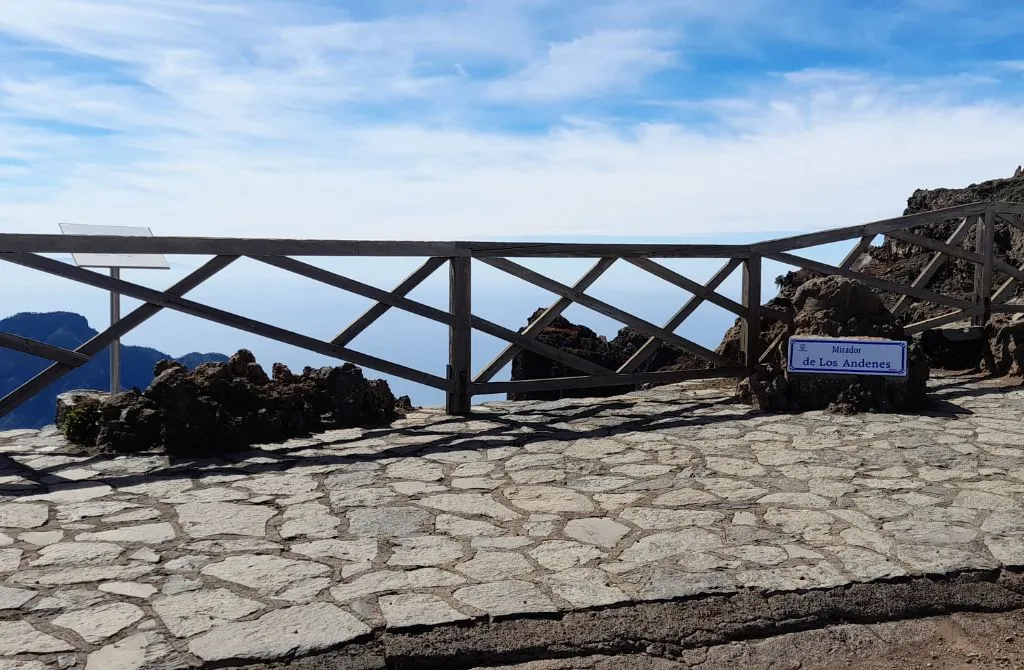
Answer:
xmin=0 ymin=255 xmax=238 ymax=420
xmin=332 ymin=257 xmax=446 ymax=346
xmin=991 ymin=304 xmax=1024 ymax=313
xmin=463 ymin=243 xmax=747 ymax=258
xmin=479 ymin=257 xmax=734 ymax=367
xmin=975 ymin=210 xmax=995 ymax=326
xmin=742 ymin=255 xmax=762 ymax=367
xmin=470 ymin=317 xmax=614 ymax=378
xmin=891 ymin=217 xmax=971 ymax=317
xmin=994 ymin=202 xmax=1024 ymax=217
xmin=752 ymin=201 xmax=990 ymax=254
xmin=619 ymin=259 xmax=742 ymax=374
xmin=0 ymin=252 xmax=448 ymax=390
xmin=447 ymin=257 xmax=472 ymax=413
xmin=0 ymin=236 xmax=466 ymax=257
xmin=474 ymin=258 xmax=616 ymax=384
xmin=840 ymin=235 xmax=875 ymax=271
xmin=904 ymin=307 xmax=983 ymax=335
xmin=766 ymin=252 xmax=975 ymax=311
xmin=887 ymin=226 xmax=984 ymax=266
xmin=472 ymin=366 xmax=751 ymax=396
xmin=0 ymin=333 xmax=91 ymax=367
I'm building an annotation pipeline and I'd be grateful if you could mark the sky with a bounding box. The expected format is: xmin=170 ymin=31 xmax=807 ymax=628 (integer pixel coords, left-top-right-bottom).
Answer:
xmin=2 ymin=0 xmax=1024 ymax=406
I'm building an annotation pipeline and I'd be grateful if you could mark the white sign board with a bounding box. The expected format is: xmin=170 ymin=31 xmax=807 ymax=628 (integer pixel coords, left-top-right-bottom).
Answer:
xmin=788 ymin=337 xmax=908 ymax=377
xmin=59 ymin=223 xmax=170 ymax=269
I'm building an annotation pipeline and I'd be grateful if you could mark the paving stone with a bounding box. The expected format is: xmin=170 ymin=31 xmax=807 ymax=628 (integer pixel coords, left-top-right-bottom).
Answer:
xmin=828 ymin=545 xmax=908 ymax=581
xmin=378 ymin=593 xmax=472 ymax=628
xmin=290 ymin=538 xmax=379 ymax=563
xmin=11 ymin=564 xmax=155 ymax=586
xmin=175 ymin=502 xmax=275 ymax=538
xmin=735 ymin=562 xmax=849 ymax=591
xmin=953 ymin=490 xmax=1022 ymax=510
xmin=0 ymin=585 xmax=35 ymax=610
xmin=721 ymin=544 xmax=788 ymax=565
xmin=99 ymin=581 xmax=158 ymax=599
xmin=85 ymin=631 xmax=179 ymax=670
xmin=0 ymin=549 xmax=21 ymax=572
xmin=563 ymin=518 xmax=631 ymax=548
xmin=619 ymin=529 xmax=722 ymax=563
xmin=458 ymin=551 xmax=534 ymax=581
xmin=388 ymin=536 xmax=465 ymax=567
xmin=235 ymin=473 xmax=319 ymax=496
xmin=895 ymin=545 xmax=997 ymax=574
xmin=32 ymin=542 xmax=124 ymax=567
xmin=201 ymin=555 xmax=330 ymax=602
xmin=528 ymin=540 xmax=606 ymax=570
xmin=152 ymin=587 xmax=264 ymax=637
xmin=330 ymin=568 xmax=464 ymax=602
xmin=0 ymin=503 xmax=48 ymax=528
xmin=56 ymin=501 xmax=136 ymax=523
xmin=544 ymin=568 xmax=629 ymax=608
xmin=279 ymin=502 xmax=339 ymax=540
xmin=187 ymin=603 xmax=371 ymax=662
xmin=436 ymin=514 xmax=503 ymax=537
xmin=75 ymin=522 xmax=176 ymax=544
xmin=25 ymin=483 xmax=112 ymax=503
xmin=30 ymin=589 xmax=108 ymax=612
xmin=505 ymin=486 xmax=594 ymax=513
xmin=619 ymin=508 xmax=724 ymax=530
xmin=881 ymin=520 xmax=979 ymax=544
xmin=0 ymin=620 xmax=75 ymax=654
xmin=416 ymin=494 xmax=520 ymax=521
xmin=53 ymin=602 xmax=145 ymax=643
xmin=329 ymin=487 xmax=400 ymax=508
xmin=385 ymin=460 xmax=445 ymax=482
xmin=102 ymin=508 xmax=163 ymax=524
xmin=634 ymin=567 xmax=736 ymax=600
xmin=18 ymin=530 xmax=64 ymax=545
xmin=186 ymin=538 xmax=281 ymax=553
xmin=454 ymin=580 xmax=557 ymax=616
xmin=347 ymin=506 xmax=433 ymax=536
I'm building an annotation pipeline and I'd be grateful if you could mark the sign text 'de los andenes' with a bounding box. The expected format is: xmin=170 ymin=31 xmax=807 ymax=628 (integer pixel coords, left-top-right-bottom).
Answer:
xmin=787 ymin=337 xmax=908 ymax=378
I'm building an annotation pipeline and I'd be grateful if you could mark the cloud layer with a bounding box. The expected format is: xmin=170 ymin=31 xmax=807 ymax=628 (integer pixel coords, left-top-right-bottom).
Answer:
xmin=2 ymin=0 xmax=1024 ymax=240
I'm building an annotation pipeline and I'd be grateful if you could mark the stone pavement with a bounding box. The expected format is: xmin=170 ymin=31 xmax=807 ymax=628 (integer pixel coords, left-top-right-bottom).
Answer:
xmin=0 ymin=375 xmax=1022 ymax=668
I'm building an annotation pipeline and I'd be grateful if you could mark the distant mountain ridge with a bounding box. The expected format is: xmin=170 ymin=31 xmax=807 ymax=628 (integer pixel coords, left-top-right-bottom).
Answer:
xmin=0 ymin=311 xmax=228 ymax=429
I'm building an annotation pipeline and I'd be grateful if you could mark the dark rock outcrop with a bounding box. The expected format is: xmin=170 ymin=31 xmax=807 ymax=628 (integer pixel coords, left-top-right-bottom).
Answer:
xmin=739 ymin=277 xmax=929 ymax=414
xmin=0 ymin=311 xmax=227 ymax=430
xmin=55 ymin=350 xmax=401 ymax=455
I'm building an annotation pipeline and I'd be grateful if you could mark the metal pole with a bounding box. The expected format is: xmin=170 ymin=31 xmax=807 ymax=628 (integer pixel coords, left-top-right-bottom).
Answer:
xmin=110 ymin=267 xmax=120 ymax=394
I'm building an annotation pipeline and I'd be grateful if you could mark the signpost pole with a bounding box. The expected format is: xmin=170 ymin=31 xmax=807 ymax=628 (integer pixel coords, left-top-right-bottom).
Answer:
xmin=110 ymin=267 xmax=121 ymax=394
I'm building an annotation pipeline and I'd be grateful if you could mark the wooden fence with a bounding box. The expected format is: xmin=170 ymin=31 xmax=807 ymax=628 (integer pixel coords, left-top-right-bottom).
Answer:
xmin=2 ymin=200 xmax=1023 ymax=419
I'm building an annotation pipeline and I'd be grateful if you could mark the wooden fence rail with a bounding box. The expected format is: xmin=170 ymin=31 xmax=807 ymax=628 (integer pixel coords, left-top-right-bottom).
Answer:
xmin=0 ymin=200 xmax=1021 ymax=418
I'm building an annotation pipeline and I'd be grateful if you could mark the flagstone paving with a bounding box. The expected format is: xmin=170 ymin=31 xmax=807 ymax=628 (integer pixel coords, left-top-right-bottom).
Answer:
xmin=0 ymin=375 xmax=1022 ymax=668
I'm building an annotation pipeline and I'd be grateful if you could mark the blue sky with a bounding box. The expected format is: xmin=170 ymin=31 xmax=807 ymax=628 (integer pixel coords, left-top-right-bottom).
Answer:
xmin=2 ymin=0 xmax=1024 ymax=405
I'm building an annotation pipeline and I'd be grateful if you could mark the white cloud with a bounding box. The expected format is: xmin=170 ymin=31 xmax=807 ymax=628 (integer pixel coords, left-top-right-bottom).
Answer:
xmin=0 ymin=0 xmax=1022 ymax=248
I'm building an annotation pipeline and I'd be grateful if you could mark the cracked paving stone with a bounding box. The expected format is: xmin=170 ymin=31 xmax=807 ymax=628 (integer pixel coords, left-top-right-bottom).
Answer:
xmin=895 ymin=545 xmax=997 ymax=574
xmin=454 ymin=579 xmax=557 ymax=617
xmin=436 ymin=514 xmax=503 ymax=537
xmin=563 ymin=518 xmax=631 ymax=548
xmin=544 ymin=568 xmax=629 ymax=608
xmin=0 ymin=621 xmax=75 ymax=655
xmin=619 ymin=507 xmax=725 ymax=530
xmin=457 ymin=551 xmax=534 ymax=581
xmin=31 ymin=542 xmax=123 ymax=566
xmin=347 ymin=506 xmax=433 ymax=536
xmin=633 ymin=567 xmax=736 ymax=600
xmin=290 ymin=538 xmax=378 ymax=563
xmin=53 ymin=602 xmax=145 ymax=644
xmin=388 ymin=536 xmax=465 ymax=567
xmin=175 ymin=502 xmax=275 ymax=538
xmin=528 ymin=540 xmax=605 ymax=571
xmin=330 ymin=568 xmax=464 ymax=602
xmin=85 ymin=631 xmax=181 ymax=670
xmin=74 ymin=522 xmax=176 ymax=544
xmin=416 ymin=494 xmax=520 ymax=521
xmin=378 ymin=593 xmax=472 ymax=628
xmin=187 ymin=602 xmax=371 ymax=662
xmin=735 ymin=562 xmax=849 ymax=591
xmin=153 ymin=587 xmax=264 ymax=637
xmin=618 ymin=529 xmax=722 ymax=563
xmin=504 ymin=486 xmax=594 ymax=513
xmin=828 ymin=545 xmax=908 ymax=581
xmin=201 ymin=554 xmax=330 ymax=602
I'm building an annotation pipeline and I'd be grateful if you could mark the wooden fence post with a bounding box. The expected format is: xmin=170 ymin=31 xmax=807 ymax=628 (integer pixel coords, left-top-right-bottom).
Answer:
xmin=447 ymin=255 xmax=472 ymax=414
xmin=973 ymin=210 xmax=995 ymax=327
xmin=741 ymin=254 xmax=762 ymax=369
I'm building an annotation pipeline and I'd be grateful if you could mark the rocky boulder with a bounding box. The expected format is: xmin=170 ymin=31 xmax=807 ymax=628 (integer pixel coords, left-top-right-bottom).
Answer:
xmin=740 ymin=276 xmax=930 ymax=414
xmin=55 ymin=350 xmax=402 ymax=455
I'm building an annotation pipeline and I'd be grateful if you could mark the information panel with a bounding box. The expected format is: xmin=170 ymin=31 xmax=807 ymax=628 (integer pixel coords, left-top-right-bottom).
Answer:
xmin=787 ymin=337 xmax=907 ymax=377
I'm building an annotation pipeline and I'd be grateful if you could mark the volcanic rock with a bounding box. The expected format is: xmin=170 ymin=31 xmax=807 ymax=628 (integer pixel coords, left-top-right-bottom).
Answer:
xmin=739 ymin=276 xmax=929 ymax=414
xmin=55 ymin=350 xmax=400 ymax=455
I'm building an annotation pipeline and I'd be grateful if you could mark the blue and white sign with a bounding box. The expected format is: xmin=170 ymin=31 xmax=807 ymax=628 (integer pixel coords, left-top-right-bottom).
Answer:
xmin=788 ymin=337 xmax=907 ymax=377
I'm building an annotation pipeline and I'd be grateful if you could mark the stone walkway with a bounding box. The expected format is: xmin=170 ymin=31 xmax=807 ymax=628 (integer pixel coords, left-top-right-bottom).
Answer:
xmin=0 ymin=375 xmax=1022 ymax=669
